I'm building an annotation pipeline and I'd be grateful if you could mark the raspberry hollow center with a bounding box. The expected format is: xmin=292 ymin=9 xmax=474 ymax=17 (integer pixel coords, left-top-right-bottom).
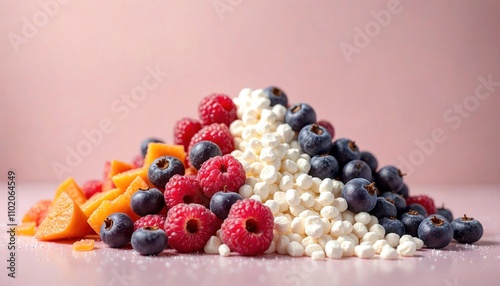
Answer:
xmin=183 ymin=195 xmax=193 ymax=204
xmin=245 ymin=218 xmax=259 ymax=233
xmin=186 ymin=219 xmax=199 ymax=234
xmin=220 ymin=164 xmax=227 ymax=173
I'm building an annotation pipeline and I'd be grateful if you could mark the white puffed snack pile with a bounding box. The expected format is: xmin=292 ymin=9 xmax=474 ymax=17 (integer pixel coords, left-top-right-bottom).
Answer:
xmin=223 ymin=88 xmax=425 ymax=260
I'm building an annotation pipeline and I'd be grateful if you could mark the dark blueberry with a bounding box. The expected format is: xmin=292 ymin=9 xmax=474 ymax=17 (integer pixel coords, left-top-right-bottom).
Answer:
xmin=308 ymin=154 xmax=339 ymax=180
xmin=400 ymin=210 xmax=425 ymax=237
xmin=381 ymin=192 xmax=407 ymax=216
xmin=317 ymin=120 xmax=335 ymax=140
xmin=418 ymin=216 xmax=453 ymax=248
xmin=359 ymin=151 xmax=378 ymax=173
xmin=378 ymin=217 xmax=405 ymax=237
xmin=341 ymin=160 xmax=372 ymax=184
xmin=329 ymin=138 xmax=360 ymax=167
xmin=100 ymin=212 xmax=134 ymax=248
xmin=263 ymin=86 xmax=288 ymax=107
xmin=451 ymin=214 xmax=483 ymax=244
xmin=131 ymin=226 xmax=168 ymax=255
xmin=370 ymin=197 xmax=397 ymax=219
xmin=298 ymin=124 xmax=332 ymax=156
xmin=397 ymin=183 xmax=409 ymax=198
xmin=130 ymin=187 xmax=165 ymax=216
xmin=436 ymin=205 xmax=454 ymax=223
xmin=141 ymin=138 xmax=164 ymax=157
xmin=407 ymin=203 xmax=428 ymax=217
xmin=374 ymin=166 xmax=405 ymax=193
xmin=189 ymin=141 xmax=223 ymax=170
xmin=285 ymin=103 xmax=316 ymax=132
xmin=209 ymin=191 xmax=243 ymax=221
xmin=341 ymin=178 xmax=378 ymax=213
xmin=148 ymin=156 xmax=185 ymax=189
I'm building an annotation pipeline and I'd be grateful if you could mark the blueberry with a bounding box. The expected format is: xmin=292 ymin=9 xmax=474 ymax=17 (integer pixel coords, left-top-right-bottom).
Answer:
xmin=407 ymin=203 xmax=428 ymax=217
xmin=381 ymin=192 xmax=407 ymax=216
xmin=189 ymin=141 xmax=223 ymax=170
xmin=329 ymin=138 xmax=360 ymax=167
xmin=397 ymin=183 xmax=409 ymax=199
xmin=436 ymin=205 xmax=454 ymax=223
xmin=100 ymin=212 xmax=134 ymax=248
xmin=341 ymin=178 xmax=378 ymax=213
xmin=148 ymin=156 xmax=185 ymax=189
xmin=131 ymin=226 xmax=168 ymax=255
xmin=451 ymin=215 xmax=483 ymax=244
xmin=209 ymin=191 xmax=243 ymax=221
xmin=370 ymin=197 xmax=397 ymax=219
xmin=263 ymin=86 xmax=288 ymax=107
xmin=418 ymin=216 xmax=453 ymax=248
xmin=141 ymin=138 xmax=164 ymax=157
xmin=378 ymin=217 xmax=405 ymax=237
xmin=130 ymin=187 xmax=165 ymax=216
xmin=374 ymin=166 xmax=405 ymax=193
xmin=341 ymin=160 xmax=372 ymax=184
xmin=285 ymin=103 xmax=316 ymax=132
xmin=359 ymin=151 xmax=378 ymax=173
xmin=298 ymin=124 xmax=332 ymax=156
xmin=400 ymin=210 xmax=425 ymax=237
xmin=308 ymin=154 xmax=339 ymax=180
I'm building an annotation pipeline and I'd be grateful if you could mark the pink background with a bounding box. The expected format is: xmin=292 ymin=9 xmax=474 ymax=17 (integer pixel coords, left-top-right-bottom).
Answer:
xmin=1 ymin=0 xmax=500 ymax=185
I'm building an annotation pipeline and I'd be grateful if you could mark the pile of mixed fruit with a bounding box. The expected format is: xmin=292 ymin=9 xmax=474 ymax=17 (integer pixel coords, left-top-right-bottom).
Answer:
xmin=18 ymin=87 xmax=484 ymax=259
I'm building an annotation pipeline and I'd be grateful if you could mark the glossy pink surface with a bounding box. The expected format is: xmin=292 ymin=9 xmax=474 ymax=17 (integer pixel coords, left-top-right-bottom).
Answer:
xmin=1 ymin=184 xmax=499 ymax=286
xmin=1 ymin=1 xmax=500 ymax=185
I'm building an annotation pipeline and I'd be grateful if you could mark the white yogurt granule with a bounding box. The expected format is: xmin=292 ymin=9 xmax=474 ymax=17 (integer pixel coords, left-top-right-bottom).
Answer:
xmin=397 ymin=241 xmax=417 ymax=257
xmin=380 ymin=245 xmax=398 ymax=260
xmin=311 ymin=250 xmax=326 ymax=260
xmin=204 ymin=236 xmax=222 ymax=254
xmin=287 ymin=241 xmax=305 ymax=257
xmin=219 ymin=244 xmax=231 ymax=257
xmin=325 ymin=240 xmax=343 ymax=259
xmin=385 ymin=233 xmax=401 ymax=248
xmin=354 ymin=244 xmax=375 ymax=259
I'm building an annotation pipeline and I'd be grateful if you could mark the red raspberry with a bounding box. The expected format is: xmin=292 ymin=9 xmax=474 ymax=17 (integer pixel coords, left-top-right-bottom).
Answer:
xmin=407 ymin=195 xmax=436 ymax=215
xmin=131 ymin=154 xmax=144 ymax=168
xmin=24 ymin=199 xmax=52 ymax=226
xmin=197 ymin=155 xmax=246 ymax=198
xmin=134 ymin=214 xmax=166 ymax=231
xmin=199 ymin=93 xmax=237 ymax=127
xmin=317 ymin=120 xmax=335 ymax=140
xmin=188 ymin=123 xmax=234 ymax=156
xmin=174 ymin=118 xmax=202 ymax=151
xmin=164 ymin=175 xmax=208 ymax=209
xmin=164 ymin=204 xmax=220 ymax=253
xmin=221 ymin=199 xmax=274 ymax=256
xmin=82 ymin=180 xmax=103 ymax=199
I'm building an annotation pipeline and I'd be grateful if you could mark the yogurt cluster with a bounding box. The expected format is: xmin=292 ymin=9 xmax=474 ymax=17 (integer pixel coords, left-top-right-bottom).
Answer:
xmin=225 ymin=88 xmax=423 ymax=260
